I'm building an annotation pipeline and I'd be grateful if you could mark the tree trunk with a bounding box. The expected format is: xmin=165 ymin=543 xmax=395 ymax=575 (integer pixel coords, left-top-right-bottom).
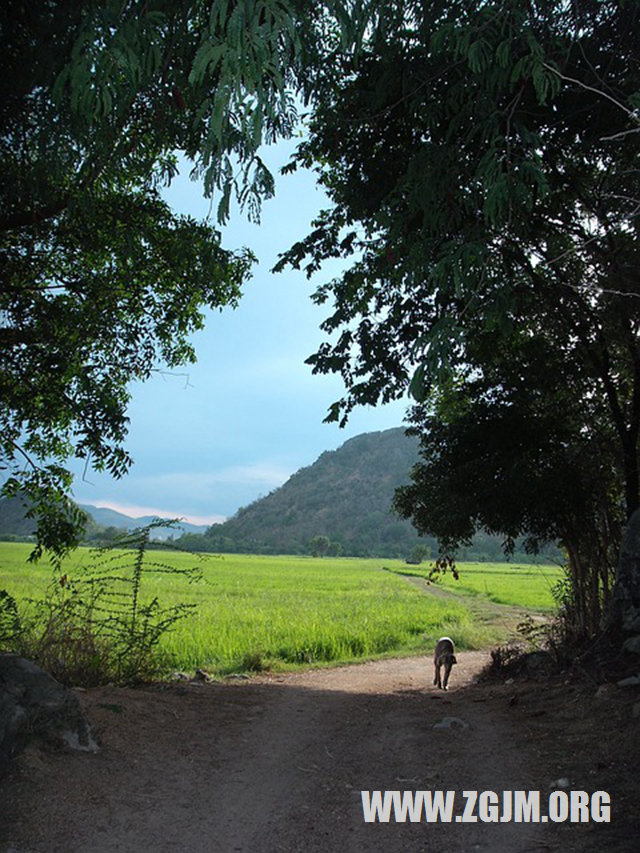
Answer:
xmin=609 ymin=508 xmax=640 ymax=645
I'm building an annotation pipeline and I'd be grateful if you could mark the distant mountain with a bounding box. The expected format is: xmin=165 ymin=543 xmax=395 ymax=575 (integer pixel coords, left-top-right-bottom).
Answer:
xmin=78 ymin=505 xmax=209 ymax=540
xmin=0 ymin=495 xmax=103 ymax=542
xmin=0 ymin=496 xmax=208 ymax=544
xmin=197 ymin=427 xmax=435 ymax=558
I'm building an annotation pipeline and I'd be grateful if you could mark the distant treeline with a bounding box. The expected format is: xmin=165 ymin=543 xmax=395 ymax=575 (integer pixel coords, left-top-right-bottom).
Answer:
xmin=170 ymin=528 xmax=560 ymax=564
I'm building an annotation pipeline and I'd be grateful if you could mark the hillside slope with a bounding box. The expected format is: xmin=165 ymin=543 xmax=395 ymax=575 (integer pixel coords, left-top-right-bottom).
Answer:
xmin=0 ymin=496 xmax=36 ymax=538
xmin=200 ymin=428 xmax=433 ymax=558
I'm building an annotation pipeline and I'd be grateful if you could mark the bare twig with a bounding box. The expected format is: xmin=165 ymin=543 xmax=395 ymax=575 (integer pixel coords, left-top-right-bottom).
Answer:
xmin=543 ymin=62 xmax=639 ymax=123
xmin=601 ymin=127 xmax=640 ymax=142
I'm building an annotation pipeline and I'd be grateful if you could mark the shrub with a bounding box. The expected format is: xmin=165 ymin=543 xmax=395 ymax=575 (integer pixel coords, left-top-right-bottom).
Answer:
xmin=4 ymin=523 xmax=202 ymax=685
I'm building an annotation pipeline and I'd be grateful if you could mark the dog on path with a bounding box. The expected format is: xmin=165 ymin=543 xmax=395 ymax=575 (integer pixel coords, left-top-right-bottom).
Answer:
xmin=433 ymin=636 xmax=457 ymax=690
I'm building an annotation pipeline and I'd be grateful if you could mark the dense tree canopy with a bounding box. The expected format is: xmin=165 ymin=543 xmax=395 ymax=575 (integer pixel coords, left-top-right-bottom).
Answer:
xmin=282 ymin=0 xmax=640 ymax=426
xmin=0 ymin=0 xmax=368 ymax=558
xmin=277 ymin=0 xmax=640 ymax=637
xmin=394 ymin=332 xmax=624 ymax=638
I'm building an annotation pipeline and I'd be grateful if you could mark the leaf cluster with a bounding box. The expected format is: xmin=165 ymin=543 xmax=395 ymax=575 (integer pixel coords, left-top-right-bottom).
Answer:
xmin=395 ymin=338 xmax=624 ymax=558
xmin=277 ymin=0 xmax=640 ymax=423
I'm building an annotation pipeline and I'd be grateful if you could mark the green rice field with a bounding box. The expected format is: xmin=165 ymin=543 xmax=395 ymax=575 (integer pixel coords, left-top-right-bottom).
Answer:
xmin=387 ymin=560 xmax=563 ymax=612
xmin=0 ymin=542 xmax=562 ymax=676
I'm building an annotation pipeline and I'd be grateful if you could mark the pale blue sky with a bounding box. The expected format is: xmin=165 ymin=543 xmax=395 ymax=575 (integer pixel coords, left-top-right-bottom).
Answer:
xmin=72 ymin=141 xmax=408 ymax=524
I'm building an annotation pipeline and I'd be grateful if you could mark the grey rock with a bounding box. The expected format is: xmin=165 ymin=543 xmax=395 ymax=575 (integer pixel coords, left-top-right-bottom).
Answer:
xmin=194 ymin=668 xmax=210 ymax=681
xmin=0 ymin=653 xmax=98 ymax=771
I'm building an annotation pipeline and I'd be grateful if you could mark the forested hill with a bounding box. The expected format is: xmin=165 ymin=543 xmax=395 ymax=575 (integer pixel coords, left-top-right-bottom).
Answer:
xmin=192 ymin=427 xmax=426 ymax=558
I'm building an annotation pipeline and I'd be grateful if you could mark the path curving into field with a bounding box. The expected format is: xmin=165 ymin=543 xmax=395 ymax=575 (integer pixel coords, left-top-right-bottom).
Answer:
xmin=2 ymin=649 xmax=603 ymax=853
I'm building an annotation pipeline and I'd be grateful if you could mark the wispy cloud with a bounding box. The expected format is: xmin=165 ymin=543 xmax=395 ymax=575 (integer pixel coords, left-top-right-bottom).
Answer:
xmin=74 ymin=462 xmax=294 ymax=525
xmin=85 ymin=500 xmax=226 ymax=526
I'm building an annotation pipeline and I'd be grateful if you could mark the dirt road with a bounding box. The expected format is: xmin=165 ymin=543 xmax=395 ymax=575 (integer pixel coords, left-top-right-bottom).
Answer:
xmin=1 ymin=651 xmax=631 ymax=852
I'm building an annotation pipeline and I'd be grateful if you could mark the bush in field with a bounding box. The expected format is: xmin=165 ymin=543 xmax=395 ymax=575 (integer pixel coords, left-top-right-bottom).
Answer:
xmin=309 ymin=535 xmax=331 ymax=557
xmin=2 ymin=524 xmax=202 ymax=685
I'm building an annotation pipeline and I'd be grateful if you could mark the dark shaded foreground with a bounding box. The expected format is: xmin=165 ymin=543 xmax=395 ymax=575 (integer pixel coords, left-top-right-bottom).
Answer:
xmin=1 ymin=654 xmax=636 ymax=852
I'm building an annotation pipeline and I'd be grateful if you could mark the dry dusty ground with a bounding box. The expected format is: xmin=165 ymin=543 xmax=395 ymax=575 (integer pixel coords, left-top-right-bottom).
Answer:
xmin=2 ymin=647 xmax=639 ymax=853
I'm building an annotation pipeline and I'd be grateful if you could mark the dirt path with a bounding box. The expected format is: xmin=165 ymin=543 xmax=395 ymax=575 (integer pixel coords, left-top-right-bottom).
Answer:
xmin=3 ymin=649 xmax=626 ymax=853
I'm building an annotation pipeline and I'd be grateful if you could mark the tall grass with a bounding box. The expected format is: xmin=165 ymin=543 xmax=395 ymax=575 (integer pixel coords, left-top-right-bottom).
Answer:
xmin=165 ymin=554 xmax=485 ymax=673
xmin=390 ymin=560 xmax=563 ymax=611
